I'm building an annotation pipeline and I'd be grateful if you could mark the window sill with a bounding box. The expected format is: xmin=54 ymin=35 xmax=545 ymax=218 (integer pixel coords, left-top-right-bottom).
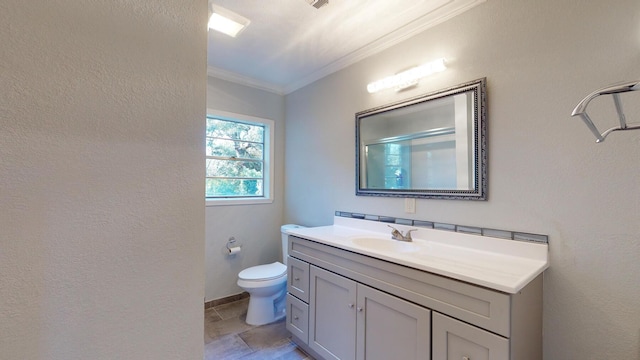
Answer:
xmin=206 ymin=197 xmax=274 ymax=207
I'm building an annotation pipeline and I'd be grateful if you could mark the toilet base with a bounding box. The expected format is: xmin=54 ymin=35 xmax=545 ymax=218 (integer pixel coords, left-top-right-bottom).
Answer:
xmin=245 ymin=291 xmax=286 ymax=326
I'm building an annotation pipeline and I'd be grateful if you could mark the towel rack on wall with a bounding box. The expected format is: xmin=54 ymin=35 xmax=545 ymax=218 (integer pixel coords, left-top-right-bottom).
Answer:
xmin=571 ymin=80 xmax=640 ymax=143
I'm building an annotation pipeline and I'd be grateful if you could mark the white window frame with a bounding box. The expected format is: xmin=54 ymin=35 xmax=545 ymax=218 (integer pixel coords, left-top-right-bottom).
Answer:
xmin=206 ymin=109 xmax=274 ymax=206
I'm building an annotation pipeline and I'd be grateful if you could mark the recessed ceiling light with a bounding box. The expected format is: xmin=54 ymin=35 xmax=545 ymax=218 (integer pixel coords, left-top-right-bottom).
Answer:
xmin=305 ymin=0 xmax=329 ymax=9
xmin=208 ymin=4 xmax=250 ymax=38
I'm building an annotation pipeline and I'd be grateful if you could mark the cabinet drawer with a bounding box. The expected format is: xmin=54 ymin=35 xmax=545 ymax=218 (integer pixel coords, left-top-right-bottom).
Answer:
xmin=286 ymin=294 xmax=309 ymax=344
xmin=287 ymin=256 xmax=310 ymax=302
xmin=432 ymin=312 xmax=509 ymax=360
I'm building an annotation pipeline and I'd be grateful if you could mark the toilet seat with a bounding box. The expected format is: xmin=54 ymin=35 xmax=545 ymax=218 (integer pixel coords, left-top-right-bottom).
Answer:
xmin=238 ymin=262 xmax=286 ymax=282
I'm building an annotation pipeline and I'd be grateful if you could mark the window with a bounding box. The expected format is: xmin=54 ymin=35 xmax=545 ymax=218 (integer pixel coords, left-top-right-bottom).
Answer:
xmin=206 ymin=110 xmax=274 ymax=205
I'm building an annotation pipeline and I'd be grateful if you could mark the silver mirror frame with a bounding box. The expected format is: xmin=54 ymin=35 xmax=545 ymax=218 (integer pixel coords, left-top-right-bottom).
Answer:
xmin=355 ymin=78 xmax=487 ymax=200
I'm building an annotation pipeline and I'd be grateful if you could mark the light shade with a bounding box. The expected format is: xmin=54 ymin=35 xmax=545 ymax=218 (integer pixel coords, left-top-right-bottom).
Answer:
xmin=367 ymin=58 xmax=447 ymax=93
xmin=208 ymin=5 xmax=250 ymax=38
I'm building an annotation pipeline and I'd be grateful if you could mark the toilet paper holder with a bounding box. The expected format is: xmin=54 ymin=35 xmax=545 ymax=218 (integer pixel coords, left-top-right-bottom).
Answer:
xmin=226 ymin=237 xmax=242 ymax=254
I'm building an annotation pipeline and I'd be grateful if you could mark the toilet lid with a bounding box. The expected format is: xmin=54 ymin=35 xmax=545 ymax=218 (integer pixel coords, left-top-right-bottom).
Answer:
xmin=238 ymin=262 xmax=286 ymax=281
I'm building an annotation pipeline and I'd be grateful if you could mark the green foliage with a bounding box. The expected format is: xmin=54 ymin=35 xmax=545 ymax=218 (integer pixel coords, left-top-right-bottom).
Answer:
xmin=206 ymin=117 xmax=265 ymax=197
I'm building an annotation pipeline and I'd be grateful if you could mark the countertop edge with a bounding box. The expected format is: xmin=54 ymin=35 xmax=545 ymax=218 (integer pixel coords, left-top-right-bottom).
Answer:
xmin=288 ymin=224 xmax=549 ymax=294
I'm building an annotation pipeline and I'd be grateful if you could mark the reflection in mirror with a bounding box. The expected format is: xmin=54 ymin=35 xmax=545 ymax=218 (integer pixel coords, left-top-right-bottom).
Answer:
xmin=356 ymin=78 xmax=486 ymax=200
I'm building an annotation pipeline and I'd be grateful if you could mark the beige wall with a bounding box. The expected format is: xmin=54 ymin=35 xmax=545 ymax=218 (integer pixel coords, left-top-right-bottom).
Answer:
xmin=205 ymin=77 xmax=286 ymax=301
xmin=285 ymin=0 xmax=640 ymax=358
xmin=0 ymin=1 xmax=207 ymax=359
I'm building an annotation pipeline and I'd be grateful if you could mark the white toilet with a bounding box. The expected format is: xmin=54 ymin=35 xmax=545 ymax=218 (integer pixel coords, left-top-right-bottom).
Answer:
xmin=237 ymin=224 xmax=304 ymax=326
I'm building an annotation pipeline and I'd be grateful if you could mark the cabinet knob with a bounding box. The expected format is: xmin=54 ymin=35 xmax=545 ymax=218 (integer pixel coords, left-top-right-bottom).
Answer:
xmin=357 ymin=307 xmax=363 ymax=312
xmin=348 ymin=303 xmax=354 ymax=308
xmin=294 ymin=277 xmax=300 ymax=281
xmin=462 ymin=357 xmax=470 ymax=360
xmin=294 ymin=315 xmax=299 ymax=320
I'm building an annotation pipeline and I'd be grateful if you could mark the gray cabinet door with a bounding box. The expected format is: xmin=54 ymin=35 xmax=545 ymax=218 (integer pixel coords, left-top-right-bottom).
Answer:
xmin=309 ymin=265 xmax=357 ymax=360
xmin=356 ymin=284 xmax=431 ymax=360
xmin=432 ymin=312 xmax=509 ymax=360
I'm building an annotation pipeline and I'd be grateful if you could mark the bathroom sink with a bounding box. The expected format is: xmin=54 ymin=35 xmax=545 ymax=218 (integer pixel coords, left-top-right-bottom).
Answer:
xmin=350 ymin=236 xmax=420 ymax=253
xmin=287 ymin=217 xmax=550 ymax=294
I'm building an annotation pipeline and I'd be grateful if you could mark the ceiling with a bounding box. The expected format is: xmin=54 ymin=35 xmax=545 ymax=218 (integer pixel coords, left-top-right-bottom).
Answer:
xmin=207 ymin=0 xmax=485 ymax=94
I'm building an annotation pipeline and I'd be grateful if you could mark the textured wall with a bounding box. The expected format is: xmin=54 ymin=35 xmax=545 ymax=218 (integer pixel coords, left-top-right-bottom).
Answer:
xmin=205 ymin=77 xmax=285 ymax=301
xmin=0 ymin=1 xmax=207 ymax=359
xmin=285 ymin=0 xmax=640 ymax=358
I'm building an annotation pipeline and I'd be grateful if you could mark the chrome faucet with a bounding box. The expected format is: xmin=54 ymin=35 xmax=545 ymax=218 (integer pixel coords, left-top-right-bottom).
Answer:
xmin=387 ymin=225 xmax=418 ymax=242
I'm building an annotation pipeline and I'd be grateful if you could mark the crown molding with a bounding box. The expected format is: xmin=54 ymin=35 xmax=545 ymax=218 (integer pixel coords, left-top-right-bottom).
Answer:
xmin=210 ymin=0 xmax=485 ymax=95
xmin=207 ymin=67 xmax=285 ymax=95
xmin=284 ymin=0 xmax=485 ymax=93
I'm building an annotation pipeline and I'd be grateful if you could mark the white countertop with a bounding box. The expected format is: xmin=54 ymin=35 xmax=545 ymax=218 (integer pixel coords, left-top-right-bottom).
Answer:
xmin=287 ymin=217 xmax=549 ymax=294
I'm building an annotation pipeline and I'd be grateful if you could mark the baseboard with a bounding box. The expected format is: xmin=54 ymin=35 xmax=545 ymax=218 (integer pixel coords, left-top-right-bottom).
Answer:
xmin=204 ymin=292 xmax=249 ymax=309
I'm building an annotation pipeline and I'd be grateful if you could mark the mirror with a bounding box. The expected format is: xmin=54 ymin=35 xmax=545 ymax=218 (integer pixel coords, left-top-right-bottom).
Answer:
xmin=356 ymin=78 xmax=486 ymax=200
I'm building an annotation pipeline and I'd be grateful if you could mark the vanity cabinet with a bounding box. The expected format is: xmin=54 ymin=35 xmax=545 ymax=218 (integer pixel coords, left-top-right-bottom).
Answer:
xmin=308 ymin=265 xmax=357 ymax=359
xmin=287 ymin=256 xmax=310 ymax=302
xmin=308 ymin=265 xmax=431 ymax=360
xmin=432 ymin=312 xmax=508 ymax=359
xmin=286 ymin=235 xmax=543 ymax=360
xmin=355 ymin=277 xmax=431 ymax=360
xmin=286 ymin=256 xmax=311 ymax=344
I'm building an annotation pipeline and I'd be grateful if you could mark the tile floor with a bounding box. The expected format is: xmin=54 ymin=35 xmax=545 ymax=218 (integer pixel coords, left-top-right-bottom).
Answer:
xmin=204 ymin=298 xmax=314 ymax=360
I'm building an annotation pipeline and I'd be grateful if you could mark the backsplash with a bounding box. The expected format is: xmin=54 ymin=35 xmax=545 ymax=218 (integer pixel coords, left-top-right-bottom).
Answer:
xmin=335 ymin=211 xmax=548 ymax=244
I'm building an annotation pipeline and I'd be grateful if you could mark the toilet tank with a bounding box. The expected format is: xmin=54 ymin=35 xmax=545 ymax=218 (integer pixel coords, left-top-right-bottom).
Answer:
xmin=281 ymin=224 xmax=305 ymax=265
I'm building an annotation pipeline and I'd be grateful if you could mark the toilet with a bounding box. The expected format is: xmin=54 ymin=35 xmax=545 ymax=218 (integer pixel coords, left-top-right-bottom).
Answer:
xmin=237 ymin=224 xmax=304 ymax=326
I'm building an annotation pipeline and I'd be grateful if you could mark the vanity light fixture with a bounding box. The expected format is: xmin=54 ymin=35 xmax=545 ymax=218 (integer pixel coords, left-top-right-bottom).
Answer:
xmin=208 ymin=4 xmax=251 ymax=37
xmin=367 ymin=58 xmax=447 ymax=93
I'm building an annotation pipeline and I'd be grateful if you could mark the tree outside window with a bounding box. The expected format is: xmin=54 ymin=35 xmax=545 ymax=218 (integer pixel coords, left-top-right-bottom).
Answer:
xmin=206 ymin=117 xmax=265 ymax=198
